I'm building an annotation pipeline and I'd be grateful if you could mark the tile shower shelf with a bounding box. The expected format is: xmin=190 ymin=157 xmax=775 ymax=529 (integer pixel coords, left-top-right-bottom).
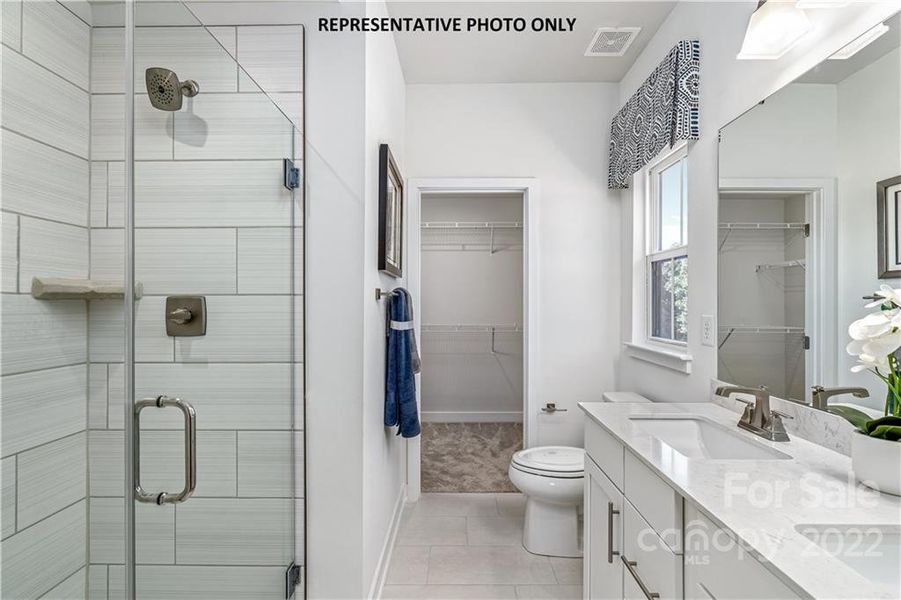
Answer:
xmin=31 ymin=277 xmax=144 ymax=300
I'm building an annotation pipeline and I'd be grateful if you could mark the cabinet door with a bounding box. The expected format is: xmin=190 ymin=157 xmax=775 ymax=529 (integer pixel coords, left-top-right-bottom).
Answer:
xmin=622 ymin=500 xmax=682 ymax=600
xmin=585 ymin=456 xmax=624 ymax=600
xmin=684 ymin=504 xmax=800 ymax=600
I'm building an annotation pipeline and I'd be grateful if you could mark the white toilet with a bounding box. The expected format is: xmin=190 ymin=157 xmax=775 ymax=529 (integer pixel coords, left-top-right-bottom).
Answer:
xmin=508 ymin=446 xmax=585 ymax=558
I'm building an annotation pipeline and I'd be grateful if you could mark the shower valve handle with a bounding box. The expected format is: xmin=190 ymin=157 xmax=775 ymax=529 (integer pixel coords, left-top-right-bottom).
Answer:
xmin=168 ymin=307 xmax=193 ymax=325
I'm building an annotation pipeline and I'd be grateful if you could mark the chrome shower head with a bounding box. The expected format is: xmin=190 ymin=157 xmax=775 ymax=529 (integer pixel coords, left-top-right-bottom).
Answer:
xmin=145 ymin=67 xmax=199 ymax=111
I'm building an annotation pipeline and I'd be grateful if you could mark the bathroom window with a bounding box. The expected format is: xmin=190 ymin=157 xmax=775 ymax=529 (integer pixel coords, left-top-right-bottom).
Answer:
xmin=647 ymin=146 xmax=688 ymax=345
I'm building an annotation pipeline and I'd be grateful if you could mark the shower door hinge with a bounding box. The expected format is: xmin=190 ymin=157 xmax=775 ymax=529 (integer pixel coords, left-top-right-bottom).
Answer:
xmin=284 ymin=159 xmax=301 ymax=190
xmin=285 ymin=562 xmax=301 ymax=599
xmin=804 ymin=335 xmax=811 ymax=350
xmin=804 ymin=223 xmax=810 ymax=237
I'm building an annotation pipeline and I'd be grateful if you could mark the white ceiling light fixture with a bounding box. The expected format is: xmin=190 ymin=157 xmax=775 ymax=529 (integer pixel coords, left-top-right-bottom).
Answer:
xmin=585 ymin=27 xmax=642 ymax=58
xmin=828 ymin=23 xmax=890 ymax=59
xmin=737 ymin=0 xmax=812 ymax=60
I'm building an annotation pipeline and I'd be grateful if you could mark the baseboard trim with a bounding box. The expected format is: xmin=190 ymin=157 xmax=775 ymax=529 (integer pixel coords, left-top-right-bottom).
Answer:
xmin=368 ymin=485 xmax=407 ymax=600
xmin=421 ymin=411 xmax=523 ymax=423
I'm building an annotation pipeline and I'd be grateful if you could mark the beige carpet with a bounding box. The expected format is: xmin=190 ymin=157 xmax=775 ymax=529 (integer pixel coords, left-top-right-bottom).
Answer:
xmin=421 ymin=422 xmax=523 ymax=493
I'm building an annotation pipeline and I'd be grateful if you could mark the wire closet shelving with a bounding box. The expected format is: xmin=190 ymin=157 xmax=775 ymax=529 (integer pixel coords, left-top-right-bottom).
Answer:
xmin=717 ymin=325 xmax=806 ymax=350
xmin=755 ymin=259 xmax=806 ymax=273
xmin=421 ymin=323 xmax=522 ymax=355
xmin=718 ymin=221 xmax=809 ymax=250
xmin=420 ymin=221 xmax=523 ymax=254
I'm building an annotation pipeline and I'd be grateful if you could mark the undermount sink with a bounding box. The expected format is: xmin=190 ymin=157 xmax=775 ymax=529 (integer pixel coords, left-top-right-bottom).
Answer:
xmin=629 ymin=415 xmax=792 ymax=460
xmin=796 ymin=524 xmax=901 ymax=590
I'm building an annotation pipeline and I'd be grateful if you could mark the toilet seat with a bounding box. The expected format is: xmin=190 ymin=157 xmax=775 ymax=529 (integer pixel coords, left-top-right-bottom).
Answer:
xmin=511 ymin=446 xmax=584 ymax=479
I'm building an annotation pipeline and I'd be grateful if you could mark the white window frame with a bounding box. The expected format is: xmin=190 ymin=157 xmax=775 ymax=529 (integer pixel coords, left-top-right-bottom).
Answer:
xmin=645 ymin=143 xmax=689 ymax=348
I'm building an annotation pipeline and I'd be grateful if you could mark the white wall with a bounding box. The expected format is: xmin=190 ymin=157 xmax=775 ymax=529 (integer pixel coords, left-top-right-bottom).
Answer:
xmin=719 ymin=84 xmax=837 ymax=179
xmin=301 ymin=3 xmax=368 ymax=597
xmin=406 ymin=82 xmax=621 ymax=447
xmin=361 ymin=0 xmax=409 ymax=596
xmin=836 ymin=47 xmax=901 ymax=406
xmin=617 ymin=0 xmax=901 ymax=403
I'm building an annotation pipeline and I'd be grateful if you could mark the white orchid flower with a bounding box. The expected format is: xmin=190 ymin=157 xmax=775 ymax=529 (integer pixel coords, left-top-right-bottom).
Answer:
xmin=848 ymin=311 xmax=894 ymax=341
xmin=846 ymin=299 xmax=901 ymax=375
xmin=847 ymin=339 xmax=891 ymax=372
xmin=865 ymin=284 xmax=901 ymax=308
xmin=851 ymin=354 xmax=890 ymax=373
xmin=848 ymin=290 xmax=901 ymax=419
xmin=862 ymin=330 xmax=901 ymax=359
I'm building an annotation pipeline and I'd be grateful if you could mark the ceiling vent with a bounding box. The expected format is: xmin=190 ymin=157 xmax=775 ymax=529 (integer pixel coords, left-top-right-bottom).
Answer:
xmin=585 ymin=27 xmax=641 ymax=57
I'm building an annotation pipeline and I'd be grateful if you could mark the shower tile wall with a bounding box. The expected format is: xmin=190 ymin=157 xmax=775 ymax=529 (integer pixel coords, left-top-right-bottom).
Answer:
xmin=85 ymin=22 xmax=304 ymax=599
xmin=1 ymin=2 xmax=91 ymax=598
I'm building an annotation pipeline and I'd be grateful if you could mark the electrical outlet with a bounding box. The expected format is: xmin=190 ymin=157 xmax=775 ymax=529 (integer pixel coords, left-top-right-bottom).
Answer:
xmin=701 ymin=314 xmax=715 ymax=347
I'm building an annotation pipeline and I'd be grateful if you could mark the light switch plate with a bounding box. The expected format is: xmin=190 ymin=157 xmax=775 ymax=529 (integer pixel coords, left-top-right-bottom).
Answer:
xmin=701 ymin=314 xmax=715 ymax=347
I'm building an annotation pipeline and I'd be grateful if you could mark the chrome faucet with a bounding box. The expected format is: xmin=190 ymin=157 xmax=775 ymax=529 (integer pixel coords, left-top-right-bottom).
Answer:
xmin=810 ymin=386 xmax=870 ymax=411
xmin=715 ymin=385 xmax=793 ymax=442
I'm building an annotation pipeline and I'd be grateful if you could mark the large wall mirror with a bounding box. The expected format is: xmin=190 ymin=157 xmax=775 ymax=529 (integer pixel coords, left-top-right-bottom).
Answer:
xmin=717 ymin=13 xmax=901 ymax=411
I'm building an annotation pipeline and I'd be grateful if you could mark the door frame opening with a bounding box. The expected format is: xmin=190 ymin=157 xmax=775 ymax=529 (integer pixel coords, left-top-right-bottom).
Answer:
xmin=718 ymin=177 xmax=837 ymax=397
xmin=406 ymin=178 xmax=540 ymax=501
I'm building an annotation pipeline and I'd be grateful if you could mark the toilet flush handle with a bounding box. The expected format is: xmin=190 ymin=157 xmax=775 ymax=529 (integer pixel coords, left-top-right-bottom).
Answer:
xmin=541 ymin=403 xmax=567 ymax=413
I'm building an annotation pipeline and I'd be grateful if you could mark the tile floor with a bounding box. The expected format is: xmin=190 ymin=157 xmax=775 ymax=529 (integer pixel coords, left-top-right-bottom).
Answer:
xmin=382 ymin=493 xmax=582 ymax=600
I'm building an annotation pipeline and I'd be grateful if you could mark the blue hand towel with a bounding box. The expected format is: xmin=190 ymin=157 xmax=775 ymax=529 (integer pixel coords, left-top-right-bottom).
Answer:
xmin=385 ymin=288 xmax=421 ymax=438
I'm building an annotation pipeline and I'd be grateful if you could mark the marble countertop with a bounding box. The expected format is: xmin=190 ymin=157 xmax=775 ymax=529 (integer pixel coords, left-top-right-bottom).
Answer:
xmin=578 ymin=401 xmax=901 ymax=600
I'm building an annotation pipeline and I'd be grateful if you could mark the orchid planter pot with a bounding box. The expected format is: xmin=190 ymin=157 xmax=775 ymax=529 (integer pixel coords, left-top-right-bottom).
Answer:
xmin=851 ymin=431 xmax=901 ymax=496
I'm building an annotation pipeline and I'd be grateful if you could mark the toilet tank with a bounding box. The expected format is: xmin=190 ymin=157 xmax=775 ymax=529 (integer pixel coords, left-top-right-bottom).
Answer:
xmin=601 ymin=391 xmax=653 ymax=403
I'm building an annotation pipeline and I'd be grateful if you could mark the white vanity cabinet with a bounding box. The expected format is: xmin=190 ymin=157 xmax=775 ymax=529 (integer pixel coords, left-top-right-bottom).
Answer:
xmin=584 ymin=455 xmax=624 ymax=600
xmin=584 ymin=419 xmax=792 ymax=600
xmin=683 ymin=504 xmax=801 ymax=600
xmin=583 ymin=422 xmax=798 ymax=600
xmin=584 ymin=421 xmax=683 ymax=600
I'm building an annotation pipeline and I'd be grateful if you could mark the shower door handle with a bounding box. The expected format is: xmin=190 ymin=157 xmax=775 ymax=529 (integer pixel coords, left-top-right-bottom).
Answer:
xmin=134 ymin=395 xmax=197 ymax=505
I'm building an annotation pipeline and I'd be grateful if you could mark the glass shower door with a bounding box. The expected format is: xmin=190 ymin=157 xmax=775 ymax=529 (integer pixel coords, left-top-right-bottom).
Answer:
xmin=116 ymin=3 xmax=303 ymax=598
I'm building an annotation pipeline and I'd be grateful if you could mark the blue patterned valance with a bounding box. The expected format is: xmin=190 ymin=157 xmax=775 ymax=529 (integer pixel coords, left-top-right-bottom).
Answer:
xmin=608 ymin=40 xmax=700 ymax=189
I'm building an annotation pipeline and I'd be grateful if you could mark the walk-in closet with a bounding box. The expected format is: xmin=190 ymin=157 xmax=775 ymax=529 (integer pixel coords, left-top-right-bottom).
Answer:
xmin=419 ymin=193 xmax=524 ymax=492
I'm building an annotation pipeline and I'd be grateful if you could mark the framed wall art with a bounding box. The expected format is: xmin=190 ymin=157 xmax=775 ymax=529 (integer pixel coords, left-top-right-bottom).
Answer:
xmin=877 ymin=175 xmax=901 ymax=279
xmin=379 ymin=144 xmax=404 ymax=278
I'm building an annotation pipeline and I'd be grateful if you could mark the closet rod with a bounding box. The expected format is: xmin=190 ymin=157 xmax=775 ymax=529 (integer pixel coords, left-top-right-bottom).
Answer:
xmin=422 ymin=324 xmax=522 ymax=332
xmin=421 ymin=221 xmax=522 ymax=229
xmin=422 ymin=324 xmax=522 ymax=354
xmin=718 ymin=325 xmax=805 ymax=333
xmin=756 ymin=259 xmax=806 ymax=272
xmin=718 ymin=222 xmax=807 ymax=230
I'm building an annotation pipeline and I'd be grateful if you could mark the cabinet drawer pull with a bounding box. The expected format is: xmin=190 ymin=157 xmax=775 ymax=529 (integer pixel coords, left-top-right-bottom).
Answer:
xmin=621 ymin=555 xmax=660 ymax=600
xmin=607 ymin=501 xmax=620 ymax=564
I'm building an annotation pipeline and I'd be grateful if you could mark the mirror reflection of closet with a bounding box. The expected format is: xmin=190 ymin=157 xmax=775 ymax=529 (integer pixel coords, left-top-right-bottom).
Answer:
xmin=717 ymin=191 xmax=809 ymax=403
xmin=717 ymin=13 xmax=901 ymax=410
